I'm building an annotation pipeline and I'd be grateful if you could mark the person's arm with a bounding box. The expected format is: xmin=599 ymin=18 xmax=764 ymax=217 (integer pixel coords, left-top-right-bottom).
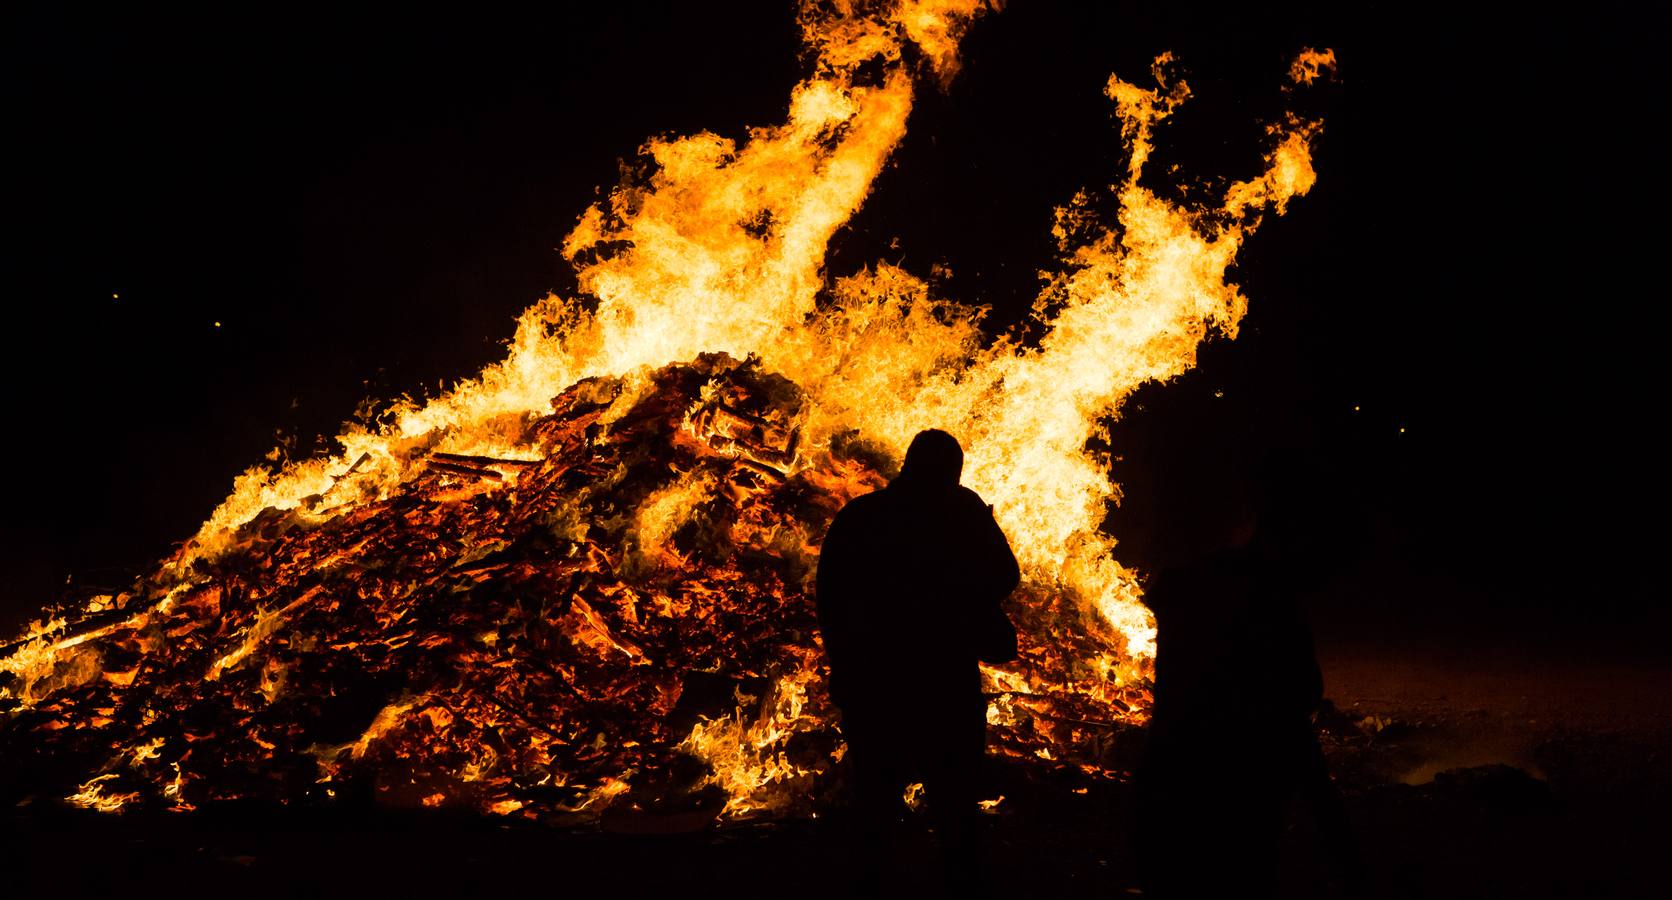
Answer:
xmin=970 ymin=499 xmax=1021 ymax=663
xmin=814 ymin=505 xmax=859 ymax=698
xmin=978 ymin=503 xmax=1021 ymax=597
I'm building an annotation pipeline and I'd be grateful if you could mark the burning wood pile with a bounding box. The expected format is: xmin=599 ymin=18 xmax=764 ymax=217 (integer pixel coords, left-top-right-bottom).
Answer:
xmin=0 ymin=354 xmax=1137 ymax=821
xmin=0 ymin=1 xmax=1333 ymax=825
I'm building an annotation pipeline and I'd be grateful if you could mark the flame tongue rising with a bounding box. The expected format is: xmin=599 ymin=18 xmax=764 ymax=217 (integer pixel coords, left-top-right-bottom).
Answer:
xmin=2 ymin=2 xmax=1334 ymax=819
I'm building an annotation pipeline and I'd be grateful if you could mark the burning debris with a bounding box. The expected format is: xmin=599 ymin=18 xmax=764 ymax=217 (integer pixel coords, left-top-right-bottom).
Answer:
xmin=1 ymin=1 xmax=1333 ymax=823
xmin=0 ymin=355 xmax=1141 ymax=821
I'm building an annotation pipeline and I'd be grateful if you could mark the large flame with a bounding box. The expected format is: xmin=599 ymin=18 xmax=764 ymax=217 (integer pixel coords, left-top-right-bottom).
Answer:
xmin=3 ymin=1 xmax=1332 ymax=818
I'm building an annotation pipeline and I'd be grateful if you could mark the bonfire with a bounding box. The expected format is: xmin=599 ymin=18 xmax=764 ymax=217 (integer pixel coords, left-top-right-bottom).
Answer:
xmin=0 ymin=0 xmax=1332 ymax=823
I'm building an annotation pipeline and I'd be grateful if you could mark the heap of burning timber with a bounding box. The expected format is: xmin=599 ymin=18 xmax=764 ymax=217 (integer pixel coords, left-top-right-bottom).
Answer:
xmin=0 ymin=355 xmax=1139 ymax=820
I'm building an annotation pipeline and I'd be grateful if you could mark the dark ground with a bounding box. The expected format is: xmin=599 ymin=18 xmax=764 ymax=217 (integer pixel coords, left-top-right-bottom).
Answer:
xmin=6 ymin=626 xmax=1668 ymax=899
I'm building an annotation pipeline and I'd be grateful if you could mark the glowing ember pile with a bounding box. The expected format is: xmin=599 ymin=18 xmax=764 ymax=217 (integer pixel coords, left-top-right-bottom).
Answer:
xmin=0 ymin=354 xmax=1137 ymax=819
xmin=1 ymin=2 xmax=1333 ymax=821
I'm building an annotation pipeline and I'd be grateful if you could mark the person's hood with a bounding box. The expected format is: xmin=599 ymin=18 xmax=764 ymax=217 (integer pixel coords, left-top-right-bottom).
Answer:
xmin=893 ymin=429 xmax=963 ymax=489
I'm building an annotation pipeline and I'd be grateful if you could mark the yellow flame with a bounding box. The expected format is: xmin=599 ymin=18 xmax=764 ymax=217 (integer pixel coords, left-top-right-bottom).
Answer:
xmin=67 ymin=774 xmax=140 ymax=813
xmin=207 ymin=588 xmax=319 ymax=681
xmin=349 ymin=698 xmax=421 ymax=760
xmin=165 ymin=1 xmax=992 ymax=569
xmin=2 ymin=2 xmax=1333 ymax=822
xmin=679 ymin=664 xmax=819 ymax=816
xmin=670 ymin=47 xmax=1329 ymax=810
xmin=903 ymin=781 xmax=926 ymax=811
xmin=310 ymin=696 xmax=426 ymax=780
xmin=627 ymin=471 xmax=718 ymax=572
xmin=565 ymin=773 xmax=634 ymax=812
xmin=1 ymin=617 xmax=109 ymax=706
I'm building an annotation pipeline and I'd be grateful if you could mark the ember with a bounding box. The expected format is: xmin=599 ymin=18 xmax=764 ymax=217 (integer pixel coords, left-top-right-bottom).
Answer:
xmin=1 ymin=0 xmax=1332 ymax=823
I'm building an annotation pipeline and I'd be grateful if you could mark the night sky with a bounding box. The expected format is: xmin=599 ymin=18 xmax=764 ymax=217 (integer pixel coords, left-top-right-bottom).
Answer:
xmin=2 ymin=2 xmax=1660 ymax=637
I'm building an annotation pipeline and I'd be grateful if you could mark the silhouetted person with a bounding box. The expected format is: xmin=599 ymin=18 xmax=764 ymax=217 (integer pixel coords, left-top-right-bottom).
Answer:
xmin=1134 ymin=463 xmax=1361 ymax=898
xmin=816 ymin=429 xmax=1020 ymax=896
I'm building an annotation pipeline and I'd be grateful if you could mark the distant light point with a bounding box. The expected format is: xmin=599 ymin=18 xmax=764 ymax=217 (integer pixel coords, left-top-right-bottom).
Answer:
xmin=111 ymin=293 xmax=120 ymax=300
xmin=1353 ymin=405 xmax=1360 ymax=412
xmin=214 ymin=321 xmax=222 ymax=328
xmin=1399 ymin=426 xmax=1406 ymax=434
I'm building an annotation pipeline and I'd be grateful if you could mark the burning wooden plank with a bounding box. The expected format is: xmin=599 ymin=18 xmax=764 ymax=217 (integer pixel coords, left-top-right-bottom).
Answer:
xmin=426 ymin=459 xmax=505 ymax=481
xmin=430 ymin=452 xmax=540 ymax=470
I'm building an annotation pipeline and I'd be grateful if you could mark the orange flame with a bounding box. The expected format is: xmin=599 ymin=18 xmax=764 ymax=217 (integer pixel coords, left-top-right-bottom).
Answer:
xmin=3 ymin=1 xmax=1333 ymax=819
xmin=1288 ymin=48 xmax=1339 ymax=87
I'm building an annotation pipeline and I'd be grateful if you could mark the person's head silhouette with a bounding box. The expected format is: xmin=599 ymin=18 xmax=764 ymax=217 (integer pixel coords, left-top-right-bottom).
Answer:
xmin=896 ymin=429 xmax=964 ymax=488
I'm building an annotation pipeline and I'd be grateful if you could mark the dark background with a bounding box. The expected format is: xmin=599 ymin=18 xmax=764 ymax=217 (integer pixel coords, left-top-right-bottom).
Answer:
xmin=2 ymin=2 xmax=1660 ymax=639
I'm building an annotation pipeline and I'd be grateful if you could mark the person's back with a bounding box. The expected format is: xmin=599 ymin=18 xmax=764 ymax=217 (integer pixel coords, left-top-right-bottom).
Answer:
xmin=815 ymin=429 xmax=1020 ymax=893
xmin=820 ymin=482 xmax=1014 ymax=708
xmin=1135 ymin=474 xmax=1355 ymax=898
xmin=1139 ymin=543 xmax=1288 ymax=898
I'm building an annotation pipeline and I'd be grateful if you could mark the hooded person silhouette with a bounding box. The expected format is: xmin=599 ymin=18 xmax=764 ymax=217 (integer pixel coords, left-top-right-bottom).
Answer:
xmin=816 ymin=429 xmax=1020 ymax=894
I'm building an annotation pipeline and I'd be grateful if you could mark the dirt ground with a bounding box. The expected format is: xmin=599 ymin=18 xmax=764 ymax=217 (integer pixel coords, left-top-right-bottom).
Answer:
xmin=4 ymin=632 xmax=1669 ymax=899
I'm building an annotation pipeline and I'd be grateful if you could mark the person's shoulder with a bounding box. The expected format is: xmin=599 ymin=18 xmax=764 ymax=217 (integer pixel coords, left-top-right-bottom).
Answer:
xmin=834 ymin=488 xmax=889 ymax=521
xmin=952 ymin=485 xmax=994 ymax=516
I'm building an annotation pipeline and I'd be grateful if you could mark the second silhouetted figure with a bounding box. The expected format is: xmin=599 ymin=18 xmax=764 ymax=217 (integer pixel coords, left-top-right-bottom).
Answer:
xmin=816 ymin=428 xmax=1020 ymax=896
